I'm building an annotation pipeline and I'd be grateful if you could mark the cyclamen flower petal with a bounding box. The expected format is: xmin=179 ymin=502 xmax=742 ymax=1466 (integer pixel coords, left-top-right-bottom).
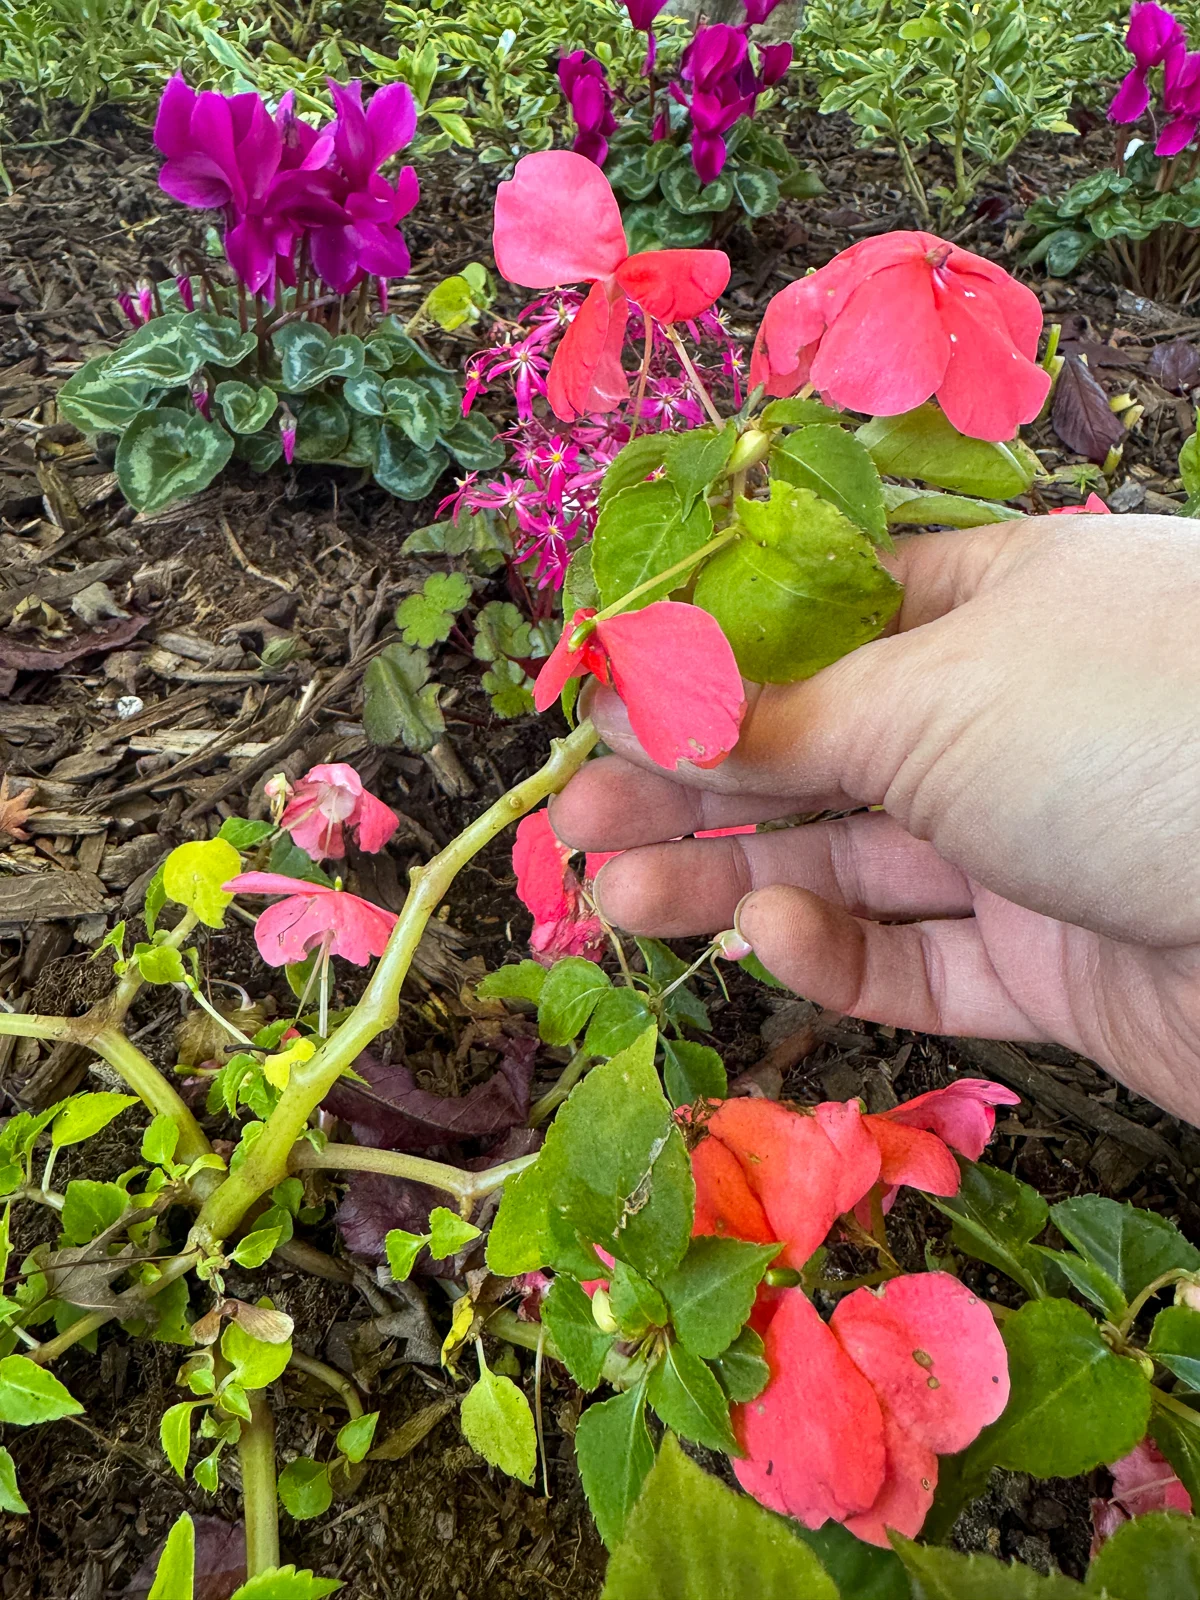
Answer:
xmin=623 ymin=0 xmax=667 ymax=28
xmin=534 ymin=603 xmax=745 ymax=771
xmin=750 ymin=232 xmax=1050 ymax=443
xmin=874 ymin=1077 xmax=1020 ymax=1162
xmin=224 ymin=872 xmax=397 ymax=967
xmin=1110 ymin=3 xmax=1185 ymax=121
xmin=1092 ymin=1436 xmax=1192 ymax=1551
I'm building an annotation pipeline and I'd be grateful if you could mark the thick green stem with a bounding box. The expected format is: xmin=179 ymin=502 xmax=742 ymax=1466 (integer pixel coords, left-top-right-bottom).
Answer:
xmin=0 ymin=1011 xmax=76 ymax=1042
xmin=192 ymin=721 xmax=600 ymax=1250
xmin=91 ymin=1028 xmax=211 ymax=1166
xmin=289 ymin=1350 xmax=363 ymax=1418
xmin=239 ymin=1389 xmax=281 ymax=1577
xmin=290 ymin=1140 xmax=536 ymax=1205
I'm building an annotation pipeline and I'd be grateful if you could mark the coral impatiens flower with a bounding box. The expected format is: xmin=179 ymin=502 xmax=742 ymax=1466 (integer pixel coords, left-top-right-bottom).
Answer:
xmin=750 ymin=232 xmax=1050 ymax=442
xmin=534 ymin=603 xmax=745 ymax=770
xmin=277 ymin=762 xmax=399 ymax=862
xmin=224 ymin=872 xmax=396 ymax=966
xmin=493 ymin=152 xmax=731 ymax=420
xmin=735 ymin=1275 xmax=1009 ymax=1545
xmin=512 ymin=809 xmax=607 ymax=964
xmin=1050 ymin=493 xmax=1111 ymax=514
xmin=871 ymin=1078 xmax=1021 ymax=1162
xmin=1091 ymin=1437 xmax=1192 ymax=1553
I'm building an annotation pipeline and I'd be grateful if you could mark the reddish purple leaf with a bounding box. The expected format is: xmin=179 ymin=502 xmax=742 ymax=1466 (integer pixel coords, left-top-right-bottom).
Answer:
xmin=1051 ymin=355 xmax=1124 ymax=464
xmin=0 ymin=614 xmax=149 ymax=680
xmin=124 ymin=1517 xmax=245 ymax=1599
xmin=1149 ymin=338 xmax=1200 ymax=393
xmin=336 ymin=1168 xmax=444 ymax=1261
xmin=322 ymin=1042 xmax=536 ymax=1151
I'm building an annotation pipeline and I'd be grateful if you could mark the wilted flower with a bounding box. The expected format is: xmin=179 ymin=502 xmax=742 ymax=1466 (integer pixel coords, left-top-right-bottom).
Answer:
xmin=512 ymin=809 xmax=606 ymax=963
xmin=278 ymin=762 xmax=398 ymax=861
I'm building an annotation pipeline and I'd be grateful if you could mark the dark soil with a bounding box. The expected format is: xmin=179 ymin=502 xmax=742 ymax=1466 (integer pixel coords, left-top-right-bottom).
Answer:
xmin=0 ymin=88 xmax=1198 ymax=1599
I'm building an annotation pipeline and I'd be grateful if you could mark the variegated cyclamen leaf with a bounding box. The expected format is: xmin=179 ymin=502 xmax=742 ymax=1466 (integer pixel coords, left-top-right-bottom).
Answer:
xmin=273 ymin=323 xmax=364 ymax=392
xmin=57 ymin=356 xmax=151 ymax=433
xmin=439 ymin=415 xmax=506 ymax=471
xmin=294 ymin=395 xmax=350 ymax=463
xmin=374 ymin=426 xmax=449 ymax=500
xmin=182 ymin=311 xmax=257 ymax=368
xmin=105 ymin=317 xmax=204 ymax=387
xmin=114 ymin=410 xmax=234 ymax=514
xmin=382 ymin=377 xmax=441 ymax=451
xmin=214 ymin=381 xmax=278 ymax=435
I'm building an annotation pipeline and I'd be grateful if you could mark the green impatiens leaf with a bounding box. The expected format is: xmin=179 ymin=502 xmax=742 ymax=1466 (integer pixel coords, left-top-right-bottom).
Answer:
xmin=660 ymin=1236 xmax=780 ymax=1359
xmin=335 ymin=1411 xmax=378 ymax=1464
xmin=576 ymin=1382 xmax=655 ymax=1550
xmin=230 ymin=1225 xmax=283 ymax=1269
xmin=857 ymin=403 xmax=1038 ymax=498
xmin=1050 ymin=1195 xmax=1200 ymax=1302
xmin=647 ymin=1341 xmax=738 ymax=1454
xmin=598 ymin=434 xmax=669 ymax=510
xmin=278 ymin=1458 xmax=333 ymax=1520
xmin=147 ymin=1511 xmax=195 ymax=1600
xmin=221 ymin=1319 xmax=292 ymax=1391
xmin=60 ymin=1179 xmax=128 ymax=1245
xmin=385 ymin=1229 xmax=426 ymax=1282
xmin=541 ymin=1276 xmax=614 ymax=1390
xmin=964 ymin=1298 xmax=1151 ymax=1480
xmin=662 ymin=1040 xmax=727 ymax=1108
xmin=163 ymin=838 xmax=242 ymax=928
xmin=143 ymin=1113 xmax=181 ymax=1169
xmin=582 ymin=989 xmax=656 ymax=1059
xmin=395 ymin=573 xmax=473 ymax=648
xmin=160 ymin=1400 xmax=202 ymax=1478
xmin=0 ymin=1354 xmax=84 ymax=1425
xmin=1085 ymin=1511 xmax=1200 ymax=1599
xmin=428 ymin=1207 xmax=482 ymax=1261
xmin=601 ymin=1433 xmax=838 ymax=1599
xmin=893 ymin=1535 xmax=1085 ymax=1596
xmin=52 ymin=1092 xmax=139 ymax=1149
xmin=115 ymin=409 xmax=234 ymax=515
xmin=230 ymin=1568 xmax=342 ymax=1599
xmin=610 ymin=1262 xmax=668 ymax=1340
xmin=137 ymin=943 xmax=187 ymax=985
xmin=477 ymin=961 xmax=546 ymax=1002
xmin=460 ymin=1356 xmax=537 ymax=1485
xmin=664 ymin=424 xmax=735 ymax=514
xmin=883 ymin=484 xmax=1021 ymax=529
xmin=797 ymin=1522 xmax=909 ymax=1600
xmin=933 ymin=1159 xmax=1049 ymax=1298
xmin=537 ymin=958 xmax=613 ymax=1047
xmin=214 ymin=381 xmax=277 ymax=435
xmin=708 ymin=1326 xmax=770 ymax=1404
xmin=485 ymin=1159 xmax=551 ymax=1277
xmin=362 ymin=643 xmax=445 ymax=752
xmin=772 ymin=424 xmax=891 ymax=548
xmin=0 ymin=1448 xmax=28 ymax=1514
xmin=1149 ymin=1304 xmax=1200 ymax=1390
xmin=592 ymin=478 xmax=714 ymax=610
xmin=1150 ymin=1397 xmax=1200 ymax=1510
xmin=693 ymin=482 xmax=901 ymax=683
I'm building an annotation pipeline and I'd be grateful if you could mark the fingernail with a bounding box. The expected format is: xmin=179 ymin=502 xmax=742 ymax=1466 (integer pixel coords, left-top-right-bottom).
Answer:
xmin=732 ymin=891 xmax=756 ymax=953
xmin=590 ymin=859 xmax=612 ymax=920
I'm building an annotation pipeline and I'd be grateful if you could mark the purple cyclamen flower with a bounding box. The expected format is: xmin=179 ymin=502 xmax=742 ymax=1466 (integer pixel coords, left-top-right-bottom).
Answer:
xmin=280 ymin=411 xmax=297 ymax=464
xmin=116 ymin=291 xmax=142 ymax=328
xmin=621 ymin=0 xmax=667 ymax=75
xmin=1109 ymin=2 xmax=1186 ymax=122
xmin=1157 ymin=44 xmax=1200 ymax=152
xmin=137 ymin=281 xmax=155 ymax=324
xmin=175 ymin=274 xmax=195 ymax=311
xmin=742 ymin=0 xmax=785 ymax=22
xmin=758 ymin=41 xmax=793 ymax=87
xmin=192 ymin=387 xmax=211 ymax=419
xmin=559 ymin=52 xmax=618 ymax=166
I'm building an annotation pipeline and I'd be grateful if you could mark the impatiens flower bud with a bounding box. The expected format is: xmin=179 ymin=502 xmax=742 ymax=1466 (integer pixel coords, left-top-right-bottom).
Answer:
xmin=263 ymin=771 xmax=293 ymax=822
xmin=714 ymin=927 xmax=753 ymax=960
xmin=1176 ymin=1276 xmax=1200 ymax=1311
xmin=591 ymin=1287 xmax=619 ymax=1335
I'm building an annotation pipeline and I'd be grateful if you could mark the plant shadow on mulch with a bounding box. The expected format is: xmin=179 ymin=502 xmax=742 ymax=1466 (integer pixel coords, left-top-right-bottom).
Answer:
xmin=1 ymin=88 xmax=1200 ymax=1598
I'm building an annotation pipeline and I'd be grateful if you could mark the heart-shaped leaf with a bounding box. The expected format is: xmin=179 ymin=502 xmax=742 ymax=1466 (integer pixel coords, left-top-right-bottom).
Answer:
xmin=295 ymin=394 xmax=350 ymax=462
xmin=106 ymin=317 xmax=203 ymax=387
xmin=214 ymin=381 xmax=277 ymax=435
xmin=374 ymin=425 xmax=449 ymax=500
xmin=115 ymin=409 xmax=234 ymax=514
xmin=439 ymin=415 xmax=506 ymax=471
xmin=382 ymin=377 xmax=441 ymax=451
xmin=183 ymin=312 xmax=257 ymax=369
xmin=58 ymin=355 xmax=151 ymax=433
xmin=273 ymin=323 xmax=364 ymax=392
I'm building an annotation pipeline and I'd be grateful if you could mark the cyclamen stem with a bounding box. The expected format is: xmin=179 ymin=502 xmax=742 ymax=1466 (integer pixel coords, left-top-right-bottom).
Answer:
xmin=289 ymin=1350 xmax=364 ymax=1419
xmin=239 ymin=1388 xmax=281 ymax=1577
xmin=191 ymin=719 xmax=600 ymax=1251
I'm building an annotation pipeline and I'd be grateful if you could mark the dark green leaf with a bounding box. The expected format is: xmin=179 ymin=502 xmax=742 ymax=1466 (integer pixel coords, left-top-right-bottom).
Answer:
xmin=761 ymin=397 xmax=844 ymax=427
xmin=213 ymin=381 xmax=277 ymax=435
xmin=610 ymin=1261 xmax=668 ymax=1339
xmin=58 ymin=355 xmax=151 ymax=433
xmin=635 ymin=938 xmax=710 ymax=1031
xmin=965 ymin=1298 xmax=1151 ymax=1480
xmin=234 ymin=428 xmax=284 ymax=472
xmin=660 ymin=163 xmax=734 ymax=215
xmin=343 ymin=370 xmax=387 ymax=416
xmin=115 ymin=410 xmax=234 ymax=514
xmin=1050 ymin=1196 xmax=1200 ymax=1302
xmin=708 ymin=1324 xmax=770 ymax=1402
xmin=294 ymin=394 xmax=350 ymax=463
xmin=884 ymin=484 xmax=1022 ymax=528
xmin=693 ymin=482 xmax=901 ymax=683
xmin=537 ymin=958 xmax=613 ymax=1047
xmin=541 ymin=1276 xmax=614 ymax=1390
xmin=664 ymin=425 xmax=735 ymax=515
xmin=592 ymin=479 xmax=713 ymax=610
xmin=662 ymin=1039 xmax=726 ymax=1108
xmin=796 ymin=1522 xmax=910 ymax=1599
xmin=623 ymin=199 xmax=712 ymax=252
xmin=576 ymin=1382 xmax=655 ymax=1550
xmin=1150 ymin=1304 xmax=1200 ymax=1389
xmin=374 ymin=426 xmax=449 ymax=500
xmin=1085 ymin=1510 xmax=1200 ymax=1598
xmin=772 ymin=425 xmax=891 ymax=549
xmin=894 ymin=1535 xmax=1085 ymax=1596
xmin=106 ymin=318 xmax=203 ymax=387
xmin=605 ymin=148 xmax=661 ymax=200
xmin=779 ymin=167 xmax=828 ymax=199
xmin=362 ymin=643 xmax=444 ymax=752
xmin=732 ymin=164 xmax=781 ymax=218
xmin=440 ymin=415 xmax=506 ymax=471
xmin=932 ymin=1159 xmax=1049 ymax=1297
xmin=601 ymin=1433 xmax=838 ymax=1599
xmin=1150 ymin=1395 xmax=1200 ymax=1509
xmin=1030 ymin=1246 xmax=1125 ymax=1318
xmin=857 ymin=404 xmax=1037 ymax=498
xmin=273 ymin=323 xmax=363 ymax=392
xmin=183 ymin=311 xmax=257 ymax=368
xmin=647 ymin=1340 xmax=737 ymax=1453
xmin=382 ymin=376 xmax=441 ymax=451
xmin=660 ymin=1236 xmax=780 ymax=1358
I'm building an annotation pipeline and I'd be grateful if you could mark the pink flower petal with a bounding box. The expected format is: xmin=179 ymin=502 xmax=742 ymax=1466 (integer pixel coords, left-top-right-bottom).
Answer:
xmin=878 ymin=1078 xmax=1019 ymax=1162
xmin=354 ymin=789 xmax=399 ymax=854
xmin=224 ymin=871 xmax=334 ymax=897
xmin=831 ymin=1272 xmax=1010 ymax=1457
xmin=692 ymin=1133 xmax=777 ymax=1245
xmin=814 ymin=1099 xmax=889 ymax=1217
xmin=734 ymin=1288 xmax=887 ymax=1527
xmin=932 ymin=275 xmax=1051 ymax=442
xmin=1109 ymin=1436 xmax=1193 ymax=1518
xmin=842 ymin=1407 xmax=939 ymax=1546
xmin=863 ymin=1116 xmax=961 ymax=1197
xmin=614 ymin=249 xmax=730 ymax=324
xmin=598 ymin=601 xmax=745 ymax=770
xmin=547 ymin=278 xmax=630 ymax=421
xmin=512 ymin=811 xmax=573 ymax=925
xmin=810 ymin=258 xmax=950 ymax=419
xmin=493 ymin=151 xmax=629 ymax=289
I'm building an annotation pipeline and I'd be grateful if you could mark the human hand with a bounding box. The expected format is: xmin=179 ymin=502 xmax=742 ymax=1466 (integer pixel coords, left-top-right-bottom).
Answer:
xmin=550 ymin=513 xmax=1200 ymax=1125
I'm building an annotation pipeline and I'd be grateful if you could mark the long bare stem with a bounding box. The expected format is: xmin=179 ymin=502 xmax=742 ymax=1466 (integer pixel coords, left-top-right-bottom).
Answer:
xmin=191 ymin=721 xmax=600 ymax=1250
xmin=239 ymin=1389 xmax=280 ymax=1577
xmin=289 ymin=1140 xmax=536 ymax=1205
xmin=665 ymin=328 xmax=724 ymax=427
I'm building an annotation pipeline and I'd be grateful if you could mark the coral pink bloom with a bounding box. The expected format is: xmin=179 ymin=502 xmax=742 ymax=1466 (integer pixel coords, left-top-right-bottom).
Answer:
xmin=535 ymin=603 xmax=745 ymax=771
xmin=695 ymin=1098 xmax=881 ymax=1269
xmin=512 ymin=809 xmax=606 ymax=964
xmin=734 ymin=1275 xmax=1009 ymax=1545
xmin=493 ymin=151 xmax=730 ymax=419
xmin=872 ymin=1078 xmax=1020 ymax=1163
xmin=224 ymin=872 xmax=396 ymax=966
xmin=279 ymin=763 xmax=399 ymax=862
xmin=1050 ymin=493 xmax=1111 ymax=514
xmin=749 ymin=232 xmax=1050 ymax=442
xmin=1092 ymin=1437 xmax=1192 ymax=1554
